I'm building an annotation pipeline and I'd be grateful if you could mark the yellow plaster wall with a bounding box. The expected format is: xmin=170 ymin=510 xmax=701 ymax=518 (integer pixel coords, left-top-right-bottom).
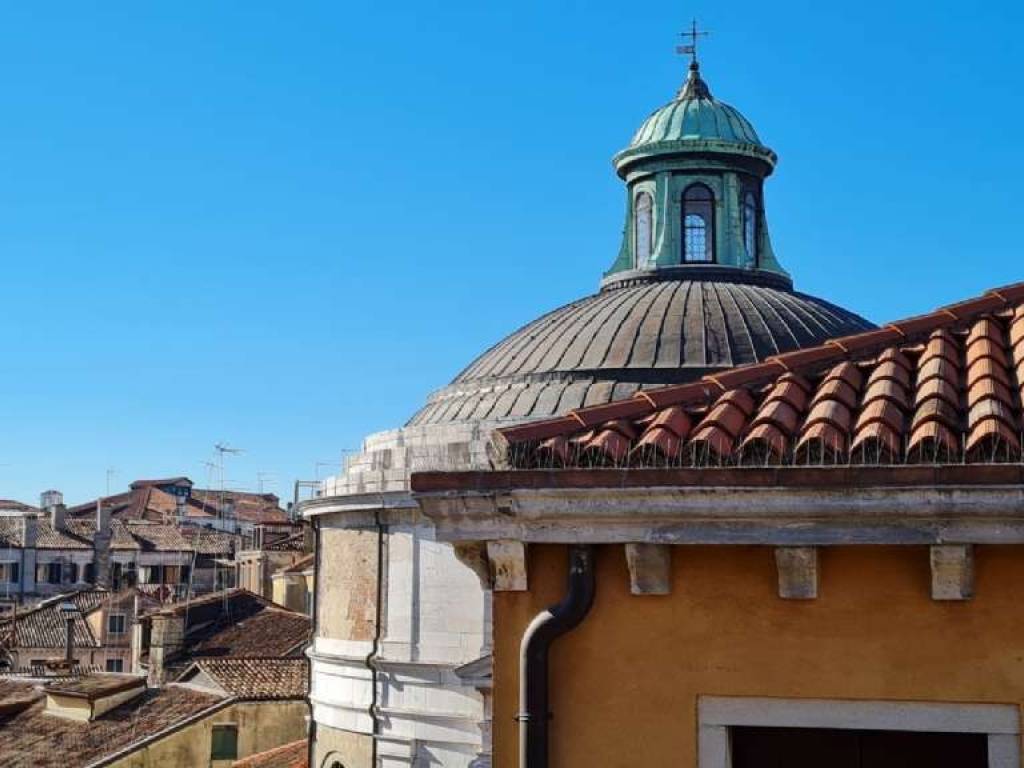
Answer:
xmin=107 ymin=699 xmax=308 ymax=768
xmin=494 ymin=544 xmax=1024 ymax=768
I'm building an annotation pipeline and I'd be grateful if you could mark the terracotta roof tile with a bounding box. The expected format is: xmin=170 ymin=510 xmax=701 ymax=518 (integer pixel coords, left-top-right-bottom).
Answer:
xmin=232 ymin=739 xmax=308 ymax=768
xmin=499 ymin=282 xmax=1024 ymax=469
xmin=188 ymin=657 xmax=308 ymax=700
xmin=0 ymin=678 xmax=223 ymax=768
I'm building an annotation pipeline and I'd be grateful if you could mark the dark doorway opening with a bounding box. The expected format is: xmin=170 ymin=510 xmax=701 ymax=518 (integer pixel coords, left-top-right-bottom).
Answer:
xmin=731 ymin=726 xmax=988 ymax=768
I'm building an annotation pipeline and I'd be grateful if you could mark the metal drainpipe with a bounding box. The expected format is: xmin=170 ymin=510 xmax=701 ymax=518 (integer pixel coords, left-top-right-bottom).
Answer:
xmin=518 ymin=544 xmax=596 ymax=768
xmin=365 ymin=506 xmax=385 ymax=767
xmin=306 ymin=514 xmax=321 ymax=768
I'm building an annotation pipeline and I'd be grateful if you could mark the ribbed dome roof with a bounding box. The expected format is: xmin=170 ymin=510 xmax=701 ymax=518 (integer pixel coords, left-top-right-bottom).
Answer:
xmin=407 ymin=270 xmax=873 ymax=427
xmin=630 ymin=94 xmax=761 ymax=149
xmin=627 ymin=62 xmax=764 ymax=151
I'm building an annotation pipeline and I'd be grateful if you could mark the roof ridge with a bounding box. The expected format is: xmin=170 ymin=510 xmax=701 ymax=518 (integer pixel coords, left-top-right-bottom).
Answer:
xmin=497 ymin=281 xmax=1024 ymax=448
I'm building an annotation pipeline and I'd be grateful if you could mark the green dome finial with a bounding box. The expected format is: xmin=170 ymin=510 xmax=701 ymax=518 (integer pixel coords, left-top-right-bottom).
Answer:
xmin=677 ymin=60 xmax=712 ymax=100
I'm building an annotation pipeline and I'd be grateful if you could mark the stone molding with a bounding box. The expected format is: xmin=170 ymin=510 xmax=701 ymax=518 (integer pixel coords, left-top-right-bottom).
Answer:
xmin=417 ymin=484 xmax=1024 ymax=546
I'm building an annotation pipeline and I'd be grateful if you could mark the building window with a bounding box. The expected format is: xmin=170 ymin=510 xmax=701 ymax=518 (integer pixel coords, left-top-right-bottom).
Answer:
xmin=211 ymin=724 xmax=239 ymax=761
xmin=0 ymin=562 xmax=19 ymax=584
xmin=105 ymin=658 xmax=124 ymax=672
xmin=743 ymin=191 xmax=758 ymax=264
xmin=108 ymin=613 xmax=127 ymax=635
xmin=634 ymin=191 xmax=653 ymax=268
xmin=683 ymin=184 xmax=714 ymax=263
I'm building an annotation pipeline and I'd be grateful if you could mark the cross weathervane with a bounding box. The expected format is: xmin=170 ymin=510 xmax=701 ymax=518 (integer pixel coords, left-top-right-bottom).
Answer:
xmin=676 ymin=19 xmax=709 ymax=64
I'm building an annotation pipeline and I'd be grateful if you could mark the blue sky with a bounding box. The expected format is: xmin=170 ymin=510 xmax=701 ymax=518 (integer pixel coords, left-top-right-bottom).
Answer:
xmin=0 ymin=1 xmax=1021 ymax=505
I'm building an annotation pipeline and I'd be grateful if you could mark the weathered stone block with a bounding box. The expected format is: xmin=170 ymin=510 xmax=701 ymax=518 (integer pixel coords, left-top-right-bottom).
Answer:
xmin=486 ymin=540 xmax=527 ymax=591
xmin=624 ymin=543 xmax=671 ymax=595
xmin=930 ymin=544 xmax=974 ymax=600
xmin=774 ymin=547 xmax=818 ymax=599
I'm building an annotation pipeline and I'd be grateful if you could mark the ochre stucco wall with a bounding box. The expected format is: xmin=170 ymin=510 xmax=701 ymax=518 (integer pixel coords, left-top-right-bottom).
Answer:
xmin=108 ymin=699 xmax=308 ymax=767
xmin=494 ymin=544 xmax=1024 ymax=768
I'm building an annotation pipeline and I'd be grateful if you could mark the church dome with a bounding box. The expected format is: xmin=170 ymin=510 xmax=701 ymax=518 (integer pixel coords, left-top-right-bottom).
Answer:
xmin=406 ymin=46 xmax=874 ymax=428
xmin=407 ymin=269 xmax=872 ymax=426
xmin=629 ymin=70 xmax=762 ymax=150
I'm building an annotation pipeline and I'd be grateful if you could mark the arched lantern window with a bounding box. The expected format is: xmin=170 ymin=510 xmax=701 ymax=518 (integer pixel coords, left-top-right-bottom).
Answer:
xmin=743 ymin=191 xmax=758 ymax=264
xmin=634 ymin=192 xmax=653 ymax=267
xmin=682 ymin=184 xmax=714 ymax=263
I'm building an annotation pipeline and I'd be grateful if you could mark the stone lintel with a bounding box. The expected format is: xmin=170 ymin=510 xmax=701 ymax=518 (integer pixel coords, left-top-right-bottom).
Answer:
xmin=774 ymin=547 xmax=818 ymax=599
xmin=624 ymin=543 xmax=671 ymax=595
xmin=486 ymin=540 xmax=527 ymax=591
xmin=930 ymin=544 xmax=974 ymax=601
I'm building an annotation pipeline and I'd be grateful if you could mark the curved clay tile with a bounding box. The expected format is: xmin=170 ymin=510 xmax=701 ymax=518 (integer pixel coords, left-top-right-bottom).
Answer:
xmin=854 ymin=399 xmax=905 ymax=435
xmin=803 ymin=399 xmax=853 ymax=433
xmin=576 ymin=419 xmax=638 ymax=465
xmin=910 ymin=398 xmax=961 ymax=433
xmin=763 ymin=377 xmax=811 ymax=412
xmin=966 ymin=337 xmax=1009 ymax=369
xmin=966 ymin=419 xmax=1021 ymax=458
xmin=809 ymin=378 xmax=859 ymax=411
xmin=715 ymin=388 xmax=757 ymax=416
xmin=795 ymin=421 xmax=848 ymax=460
xmin=916 ymin=357 xmax=961 ymax=387
xmin=967 ymin=378 xmax=1016 ymax=410
xmin=738 ymin=422 xmax=789 ymax=461
xmin=687 ymin=423 xmax=738 ymax=464
xmin=701 ymin=401 xmax=751 ymax=440
xmin=907 ymin=421 xmax=961 ymax=462
xmin=632 ymin=406 xmax=692 ymax=462
xmin=914 ymin=377 xmax=960 ymax=410
xmin=850 ymin=420 xmax=902 ymax=462
xmin=865 ymin=359 xmax=912 ymax=391
xmin=862 ymin=378 xmax=911 ymax=410
xmin=1009 ymin=306 xmax=1024 ymax=350
xmin=966 ymin=316 xmax=1004 ymax=347
xmin=968 ymin=398 xmax=1019 ymax=431
xmin=751 ymin=399 xmax=801 ymax=435
xmin=922 ymin=330 xmax=959 ymax=367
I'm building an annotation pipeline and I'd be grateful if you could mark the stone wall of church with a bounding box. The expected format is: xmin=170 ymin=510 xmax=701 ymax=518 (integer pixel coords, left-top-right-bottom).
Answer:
xmin=317 ymin=526 xmax=379 ymax=643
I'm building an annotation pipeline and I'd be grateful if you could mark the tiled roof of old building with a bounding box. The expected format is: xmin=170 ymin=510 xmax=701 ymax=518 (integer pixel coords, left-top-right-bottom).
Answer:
xmin=0 ymin=590 xmax=106 ymax=650
xmin=186 ymin=657 xmax=308 ymax=700
xmin=64 ymin=518 xmax=140 ymax=550
xmin=145 ymin=590 xmax=311 ymax=679
xmin=0 ymin=678 xmax=224 ymax=768
xmin=68 ymin=480 xmax=288 ymax=527
xmin=124 ymin=521 xmax=194 ymax=551
xmin=179 ymin=525 xmax=240 ymax=555
xmin=497 ymin=282 xmax=1024 ymax=470
xmin=232 ymin=739 xmax=308 ymax=768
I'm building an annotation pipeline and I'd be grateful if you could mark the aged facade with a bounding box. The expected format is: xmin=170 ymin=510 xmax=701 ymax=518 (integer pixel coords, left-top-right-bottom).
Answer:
xmin=414 ymin=281 xmax=1024 ymax=768
xmin=304 ymin=46 xmax=872 ymax=768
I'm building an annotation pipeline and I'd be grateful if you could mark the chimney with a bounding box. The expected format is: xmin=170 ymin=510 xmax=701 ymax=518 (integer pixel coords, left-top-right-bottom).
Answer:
xmin=21 ymin=514 xmax=38 ymax=549
xmin=146 ymin=612 xmax=185 ymax=686
xmin=93 ymin=501 xmax=112 ymax=589
xmin=42 ymin=491 xmax=66 ymax=532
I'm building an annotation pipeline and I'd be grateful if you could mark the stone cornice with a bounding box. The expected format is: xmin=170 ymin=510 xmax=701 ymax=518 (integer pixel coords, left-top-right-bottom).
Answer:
xmin=415 ymin=481 xmax=1024 ymax=546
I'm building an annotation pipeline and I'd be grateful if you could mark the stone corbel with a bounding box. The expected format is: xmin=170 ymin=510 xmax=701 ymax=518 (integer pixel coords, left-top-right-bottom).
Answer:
xmin=930 ymin=544 xmax=974 ymax=600
xmin=774 ymin=547 xmax=818 ymax=599
xmin=453 ymin=542 xmax=492 ymax=589
xmin=486 ymin=540 xmax=527 ymax=591
xmin=624 ymin=543 xmax=671 ymax=595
